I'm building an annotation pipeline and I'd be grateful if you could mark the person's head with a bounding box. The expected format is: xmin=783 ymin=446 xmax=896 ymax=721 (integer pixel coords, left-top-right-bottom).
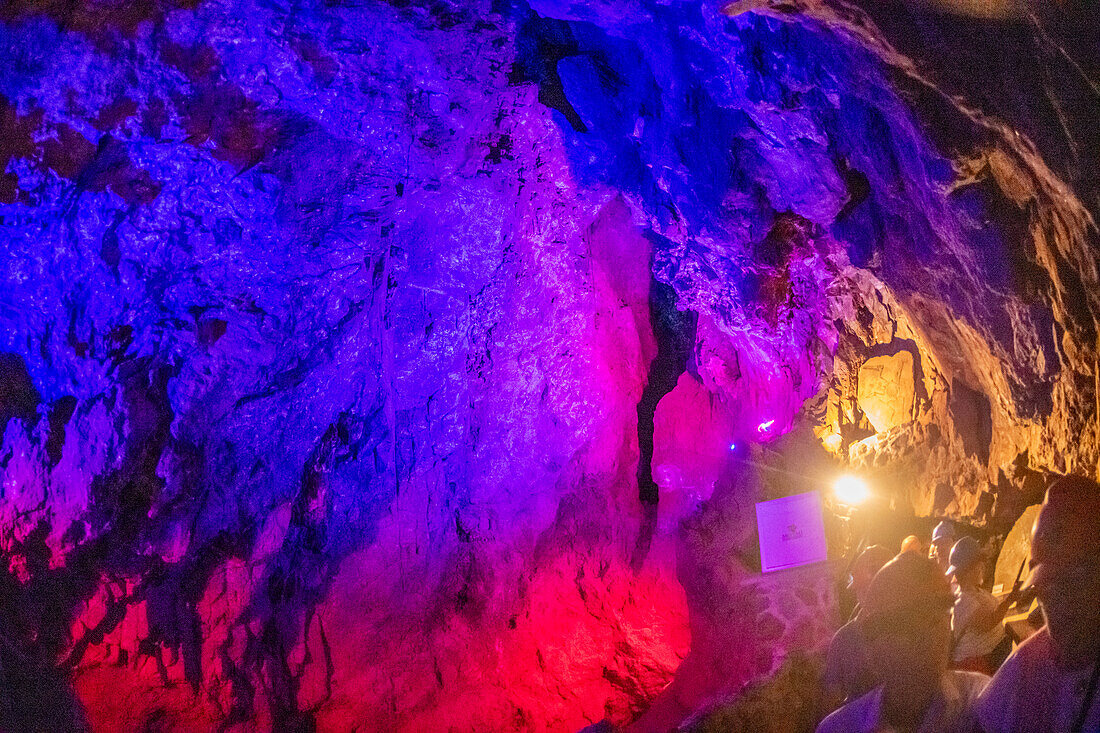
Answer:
xmin=848 ymin=544 xmax=895 ymax=607
xmin=946 ymin=535 xmax=984 ymax=588
xmin=860 ymin=553 xmax=954 ymax=709
xmin=900 ymin=535 xmax=923 ymax=555
xmin=929 ymin=520 xmax=955 ymax=571
xmin=1026 ymin=475 xmax=1100 ymax=666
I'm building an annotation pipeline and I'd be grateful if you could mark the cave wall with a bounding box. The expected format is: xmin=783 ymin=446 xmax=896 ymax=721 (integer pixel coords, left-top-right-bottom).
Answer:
xmin=0 ymin=0 xmax=1098 ymax=731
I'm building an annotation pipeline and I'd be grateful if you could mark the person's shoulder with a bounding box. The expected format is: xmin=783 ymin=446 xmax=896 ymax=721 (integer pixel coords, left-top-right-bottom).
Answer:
xmin=988 ymin=624 xmax=1054 ymax=673
xmin=973 ymin=586 xmax=997 ymax=603
xmin=961 ymin=586 xmax=996 ymax=605
xmin=976 ymin=627 xmax=1053 ymax=732
xmin=1012 ymin=625 xmax=1053 ymax=657
xmin=948 ymin=669 xmax=992 ymax=698
xmin=815 ymin=688 xmax=877 ymax=733
xmin=951 ymin=669 xmax=992 ymax=683
xmin=826 ymin=618 xmax=863 ymax=664
xmin=814 ymin=704 xmax=855 ymax=733
xmin=954 ymin=589 xmax=981 ymax=612
xmin=984 ymin=627 xmax=1051 ymax=688
xmin=968 ymin=586 xmax=999 ymax=613
xmin=831 ymin=617 xmax=861 ymax=644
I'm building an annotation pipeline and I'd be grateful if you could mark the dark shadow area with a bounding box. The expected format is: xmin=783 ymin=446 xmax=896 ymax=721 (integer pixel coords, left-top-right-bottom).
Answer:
xmin=949 ymin=379 xmax=993 ymax=464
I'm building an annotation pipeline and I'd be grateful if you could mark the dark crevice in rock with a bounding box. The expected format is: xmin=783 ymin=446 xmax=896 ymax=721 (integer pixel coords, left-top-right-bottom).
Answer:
xmin=989 ymin=452 xmax=1048 ymax=531
xmin=217 ymin=633 xmax=257 ymax=729
xmin=949 ymin=378 xmax=993 ymax=464
xmin=513 ymin=9 xmax=588 ymax=132
xmin=629 ymin=505 xmax=658 ymax=574
xmin=833 ymin=156 xmax=871 ymax=221
xmin=146 ymin=535 xmax=244 ymax=693
xmin=0 ymin=519 xmax=99 ymax=732
xmin=90 ymin=361 xmax=175 ymax=562
xmin=45 ymin=395 xmax=77 ymax=467
xmin=635 ymin=279 xmax=697 ymax=508
xmin=0 ymin=353 xmax=40 ymax=433
xmin=631 ymin=278 xmax=694 ymax=571
xmin=230 ymin=410 xmax=373 ymax=730
xmin=1053 ymin=252 xmax=1099 ymax=345
xmin=61 ymin=579 xmax=132 ymax=671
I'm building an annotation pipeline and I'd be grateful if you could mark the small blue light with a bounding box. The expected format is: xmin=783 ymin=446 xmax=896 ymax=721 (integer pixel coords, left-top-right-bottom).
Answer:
xmin=729 ymin=442 xmax=737 ymax=451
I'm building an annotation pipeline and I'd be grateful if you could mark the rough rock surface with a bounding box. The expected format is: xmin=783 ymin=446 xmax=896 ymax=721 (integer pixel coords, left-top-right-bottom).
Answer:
xmin=0 ymin=0 xmax=1098 ymax=731
xmin=857 ymin=351 xmax=915 ymax=433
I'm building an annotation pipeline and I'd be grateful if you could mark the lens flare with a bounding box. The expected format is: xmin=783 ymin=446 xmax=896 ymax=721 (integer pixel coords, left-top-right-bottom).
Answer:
xmin=833 ymin=474 xmax=871 ymax=506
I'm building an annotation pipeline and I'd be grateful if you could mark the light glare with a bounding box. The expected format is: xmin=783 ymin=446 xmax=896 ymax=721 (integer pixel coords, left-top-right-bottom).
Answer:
xmin=833 ymin=474 xmax=871 ymax=506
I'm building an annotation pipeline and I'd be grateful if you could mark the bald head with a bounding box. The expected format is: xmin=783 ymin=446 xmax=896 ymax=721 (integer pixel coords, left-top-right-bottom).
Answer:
xmin=1028 ymin=474 xmax=1100 ymax=666
xmin=1029 ymin=475 xmax=1100 ymax=585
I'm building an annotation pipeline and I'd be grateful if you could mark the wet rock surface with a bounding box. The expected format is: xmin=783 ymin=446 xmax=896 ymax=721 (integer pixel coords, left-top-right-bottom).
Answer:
xmin=0 ymin=0 xmax=1097 ymax=730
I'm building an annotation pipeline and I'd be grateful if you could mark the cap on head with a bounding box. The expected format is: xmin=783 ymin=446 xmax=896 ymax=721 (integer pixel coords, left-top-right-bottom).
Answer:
xmin=932 ymin=520 xmax=956 ymax=543
xmin=900 ymin=535 xmax=922 ymax=554
xmin=946 ymin=535 xmax=982 ymax=577
xmin=1026 ymin=475 xmax=1100 ymax=589
xmin=865 ymin=552 xmax=954 ymax=618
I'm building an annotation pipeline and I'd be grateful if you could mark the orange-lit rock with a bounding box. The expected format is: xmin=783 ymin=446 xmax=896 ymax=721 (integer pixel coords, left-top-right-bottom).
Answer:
xmin=857 ymin=351 xmax=916 ymax=433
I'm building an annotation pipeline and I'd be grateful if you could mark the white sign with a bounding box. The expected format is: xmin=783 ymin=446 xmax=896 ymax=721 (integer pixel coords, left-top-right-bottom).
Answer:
xmin=755 ymin=491 xmax=828 ymax=573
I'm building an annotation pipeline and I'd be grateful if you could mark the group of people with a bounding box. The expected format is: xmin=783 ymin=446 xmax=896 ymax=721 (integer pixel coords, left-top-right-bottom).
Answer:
xmin=818 ymin=474 xmax=1100 ymax=732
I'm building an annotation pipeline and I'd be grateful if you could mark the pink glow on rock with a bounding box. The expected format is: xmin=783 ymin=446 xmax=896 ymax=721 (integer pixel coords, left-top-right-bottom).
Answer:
xmin=651 ymin=372 xmax=738 ymax=516
xmin=587 ymin=196 xmax=659 ymax=371
xmin=694 ymin=311 xmax=825 ymax=446
xmin=296 ymin=530 xmax=690 ymax=731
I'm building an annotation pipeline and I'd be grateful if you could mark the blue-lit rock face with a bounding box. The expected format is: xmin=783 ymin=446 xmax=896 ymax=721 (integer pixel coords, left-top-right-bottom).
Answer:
xmin=0 ymin=0 xmax=1097 ymax=730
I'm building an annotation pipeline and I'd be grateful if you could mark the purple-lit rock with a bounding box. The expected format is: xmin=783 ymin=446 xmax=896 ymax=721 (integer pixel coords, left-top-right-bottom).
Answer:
xmin=0 ymin=0 xmax=1098 ymax=730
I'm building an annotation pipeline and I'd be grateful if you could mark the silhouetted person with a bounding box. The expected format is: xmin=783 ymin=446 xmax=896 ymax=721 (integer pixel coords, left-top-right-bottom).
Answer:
xmin=816 ymin=553 xmax=988 ymax=733
xmin=823 ymin=544 xmax=894 ymax=705
xmin=977 ymin=475 xmax=1100 ymax=732
xmin=946 ymin=536 xmax=1016 ymax=675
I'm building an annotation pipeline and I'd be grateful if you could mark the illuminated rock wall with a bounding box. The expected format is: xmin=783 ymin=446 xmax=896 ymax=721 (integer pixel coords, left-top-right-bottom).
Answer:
xmin=0 ymin=0 xmax=1097 ymax=730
